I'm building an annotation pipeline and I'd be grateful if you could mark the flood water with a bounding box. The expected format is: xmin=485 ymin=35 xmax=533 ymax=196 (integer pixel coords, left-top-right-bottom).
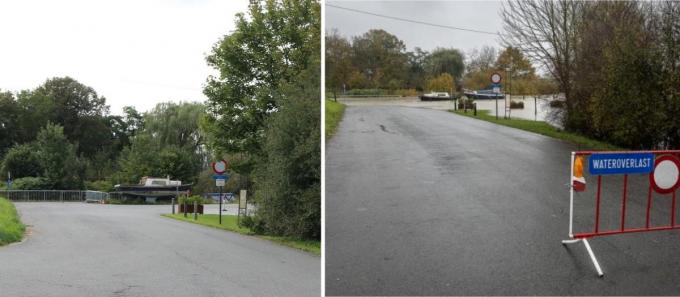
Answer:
xmin=337 ymin=96 xmax=563 ymax=127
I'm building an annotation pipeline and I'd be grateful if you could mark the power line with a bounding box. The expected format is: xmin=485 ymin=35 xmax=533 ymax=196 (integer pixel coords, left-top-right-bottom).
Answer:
xmin=327 ymin=3 xmax=500 ymax=36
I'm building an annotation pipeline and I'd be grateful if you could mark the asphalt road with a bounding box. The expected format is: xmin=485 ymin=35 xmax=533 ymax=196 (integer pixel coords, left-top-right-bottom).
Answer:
xmin=326 ymin=106 xmax=680 ymax=295
xmin=0 ymin=203 xmax=319 ymax=297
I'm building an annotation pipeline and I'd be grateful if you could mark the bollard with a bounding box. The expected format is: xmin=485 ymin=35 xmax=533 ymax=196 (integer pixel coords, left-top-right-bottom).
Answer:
xmin=474 ymin=103 xmax=477 ymax=116
xmin=171 ymin=197 xmax=175 ymax=214
xmin=193 ymin=201 xmax=197 ymax=220
xmin=183 ymin=199 xmax=187 ymax=218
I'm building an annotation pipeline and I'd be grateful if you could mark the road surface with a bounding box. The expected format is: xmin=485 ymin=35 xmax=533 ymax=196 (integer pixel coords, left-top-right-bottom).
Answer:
xmin=326 ymin=106 xmax=680 ymax=295
xmin=0 ymin=203 xmax=319 ymax=297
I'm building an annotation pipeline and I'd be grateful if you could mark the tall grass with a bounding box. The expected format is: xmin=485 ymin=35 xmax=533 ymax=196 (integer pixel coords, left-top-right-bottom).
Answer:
xmin=325 ymin=99 xmax=346 ymax=139
xmin=0 ymin=197 xmax=25 ymax=245
xmin=452 ymin=110 xmax=622 ymax=150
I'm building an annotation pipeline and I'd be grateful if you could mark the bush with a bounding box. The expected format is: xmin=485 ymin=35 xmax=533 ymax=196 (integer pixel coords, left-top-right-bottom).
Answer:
xmin=11 ymin=177 xmax=52 ymax=190
xmin=458 ymin=99 xmax=475 ymax=110
xmin=394 ymin=89 xmax=419 ymax=97
xmin=510 ymin=101 xmax=524 ymax=109
xmin=1 ymin=144 xmax=42 ymax=179
xmin=345 ymin=89 xmax=388 ymax=96
xmin=85 ymin=180 xmax=114 ymax=192
xmin=549 ymin=100 xmax=565 ymax=108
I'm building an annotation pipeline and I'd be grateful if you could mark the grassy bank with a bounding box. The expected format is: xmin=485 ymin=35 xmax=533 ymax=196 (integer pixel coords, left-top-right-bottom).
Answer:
xmin=0 ymin=197 xmax=25 ymax=246
xmin=325 ymin=99 xmax=345 ymax=139
xmin=162 ymin=214 xmax=320 ymax=256
xmin=452 ymin=110 xmax=622 ymax=150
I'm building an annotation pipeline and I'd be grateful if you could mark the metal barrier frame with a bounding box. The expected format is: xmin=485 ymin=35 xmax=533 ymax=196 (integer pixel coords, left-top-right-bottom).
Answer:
xmin=562 ymin=150 xmax=680 ymax=277
xmin=0 ymin=190 xmax=109 ymax=202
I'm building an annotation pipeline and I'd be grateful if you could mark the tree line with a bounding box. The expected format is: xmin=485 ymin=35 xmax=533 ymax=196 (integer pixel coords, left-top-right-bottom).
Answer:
xmin=502 ymin=0 xmax=680 ymax=149
xmin=0 ymin=77 xmax=207 ymax=192
xmin=325 ymin=28 xmax=558 ymax=96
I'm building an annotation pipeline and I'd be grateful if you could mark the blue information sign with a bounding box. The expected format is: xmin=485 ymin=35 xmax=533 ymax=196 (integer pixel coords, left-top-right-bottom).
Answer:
xmin=588 ymin=152 xmax=654 ymax=175
xmin=212 ymin=174 xmax=230 ymax=180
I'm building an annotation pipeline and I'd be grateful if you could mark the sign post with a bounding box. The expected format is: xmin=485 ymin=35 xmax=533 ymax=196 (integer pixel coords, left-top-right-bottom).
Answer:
xmin=491 ymin=73 xmax=502 ymax=120
xmin=211 ymin=160 xmax=229 ymax=225
xmin=238 ymin=189 xmax=247 ymax=225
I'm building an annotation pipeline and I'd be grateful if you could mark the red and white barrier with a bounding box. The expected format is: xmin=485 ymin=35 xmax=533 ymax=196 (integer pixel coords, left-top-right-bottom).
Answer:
xmin=562 ymin=150 xmax=680 ymax=277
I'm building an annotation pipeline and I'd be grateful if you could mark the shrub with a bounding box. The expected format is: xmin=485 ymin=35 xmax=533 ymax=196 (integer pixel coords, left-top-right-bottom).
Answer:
xmin=11 ymin=177 xmax=52 ymax=190
xmin=394 ymin=89 xmax=419 ymax=97
xmin=85 ymin=180 xmax=114 ymax=192
xmin=345 ymin=89 xmax=388 ymax=96
xmin=510 ymin=101 xmax=524 ymax=109
xmin=458 ymin=99 xmax=475 ymax=110
xmin=549 ymin=100 xmax=565 ymax=108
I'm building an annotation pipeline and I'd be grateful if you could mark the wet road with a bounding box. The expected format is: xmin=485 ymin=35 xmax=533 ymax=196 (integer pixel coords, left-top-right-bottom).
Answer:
xmin=0 ymin=203 xmax=319 ymax=297
xmin=325 ymin=106 xmax=680 ymax=295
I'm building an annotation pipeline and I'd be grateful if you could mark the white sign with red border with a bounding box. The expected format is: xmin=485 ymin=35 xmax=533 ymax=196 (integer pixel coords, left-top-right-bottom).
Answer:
xmin=212 ymin=160 xmax=228 ymax=174
xmin=650 ymin=155 xmax=680 ymax=194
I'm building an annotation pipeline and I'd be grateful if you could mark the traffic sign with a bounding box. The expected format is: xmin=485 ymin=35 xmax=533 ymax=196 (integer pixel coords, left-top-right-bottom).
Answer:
xmin=493 ymin=87 xmax=501 ymax=94
xmin=212 ymin=174 xmax=230 ymax=180
xmin=650 ymin=155 xmax=680 ymax=194
xmin=491 ymin=72 xmax=502 ymax=84
xmin=211 ymin=160 xmax=229 ymax=174
xmin=588 ymin=152 xmax=654 ymax=175
xmin=216 ymin=179 xmax=225 ymax=187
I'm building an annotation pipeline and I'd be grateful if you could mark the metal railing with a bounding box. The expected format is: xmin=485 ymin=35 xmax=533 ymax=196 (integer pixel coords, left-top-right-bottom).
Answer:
xmin=0 ymin=190 xmax=109 ymax=202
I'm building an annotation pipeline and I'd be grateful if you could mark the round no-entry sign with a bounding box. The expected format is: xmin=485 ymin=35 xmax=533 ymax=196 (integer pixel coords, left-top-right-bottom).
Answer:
xmin=212 ymin=160 xmax=229 ymax=174
xmin=490 ymin=72 xmax=502 ymax=84
xmin=650 ymin=155 xmax=680 ymax=194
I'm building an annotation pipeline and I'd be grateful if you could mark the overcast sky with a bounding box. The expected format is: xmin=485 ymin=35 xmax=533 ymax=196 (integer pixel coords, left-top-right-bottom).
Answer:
xmin=326 ymin=0 xmax=504 ymax=54
xmin=0 ymin=0 xmax=249 ymax=115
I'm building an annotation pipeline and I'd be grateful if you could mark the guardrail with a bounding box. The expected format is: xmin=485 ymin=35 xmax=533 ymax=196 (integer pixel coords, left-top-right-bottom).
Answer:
xmin=0 ymin=190 xmax=109 ymax=202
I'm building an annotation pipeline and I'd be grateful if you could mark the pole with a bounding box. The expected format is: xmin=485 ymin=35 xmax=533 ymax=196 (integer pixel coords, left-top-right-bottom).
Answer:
xmin=194 ymin=201 xmax=198 ymax=220
xmin=219 ymin=186 xmax=222 ymax=225
xmin=495 ymin=97 xmax=498 ymax=120
xmin=172 ymin=197 xmax=175 ymax=214
xmin=534 ymin=96 xmax=537 ymax=121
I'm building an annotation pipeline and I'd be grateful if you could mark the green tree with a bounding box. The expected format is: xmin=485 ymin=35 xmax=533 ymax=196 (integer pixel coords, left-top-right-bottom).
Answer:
xmin=116 ymin=102 xmax=206 ymax=184
xmin=425 ymin=73 xmax=455 ymax=92
xmin=351 ymin=29 xmax=409 ymax=89
xmin=424 ymin=48 xmax=465 ymax=84
xmin=325 ymin=29 xmax=355 ymax=93
xmin=0 ymin=91 xmax=20 ymax=156
xmin=253 ymin=69 xmax=321 ymax=239
xmin=203 ymin=0 xmax=320 ymax=173
xmin=36 ymin=123 xmax=83 ymax=189
xmin=1 ymin=144 xmax=42 ymax=179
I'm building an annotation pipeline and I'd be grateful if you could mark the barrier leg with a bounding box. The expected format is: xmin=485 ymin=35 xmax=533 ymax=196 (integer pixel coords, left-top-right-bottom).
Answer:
xmin=562 ymin=238 xmax=581 ymax=244
xmin=562 ymin=238 xmax=604 ymax=277
xmin=582 ymin=239 xmax=604 ymax=277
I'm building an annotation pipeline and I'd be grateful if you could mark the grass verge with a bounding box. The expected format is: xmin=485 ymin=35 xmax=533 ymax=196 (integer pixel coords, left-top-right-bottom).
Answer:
xmin=452 ymin=110 xmax=622 ymax=150
xmin=162 ymin=214 xmax=320 ymax=256
xmin=0 ymin=197 xmax=25 ymax=246
xmin=325 ymin=99 xmax=345 ymax=139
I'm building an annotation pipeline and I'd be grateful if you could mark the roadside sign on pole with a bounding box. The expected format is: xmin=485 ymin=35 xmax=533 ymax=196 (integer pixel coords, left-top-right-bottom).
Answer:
xmin=211 ymin=160 xmax=229 ymax=174
xmin=491 ymin=72 xmax=502 ymax=84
